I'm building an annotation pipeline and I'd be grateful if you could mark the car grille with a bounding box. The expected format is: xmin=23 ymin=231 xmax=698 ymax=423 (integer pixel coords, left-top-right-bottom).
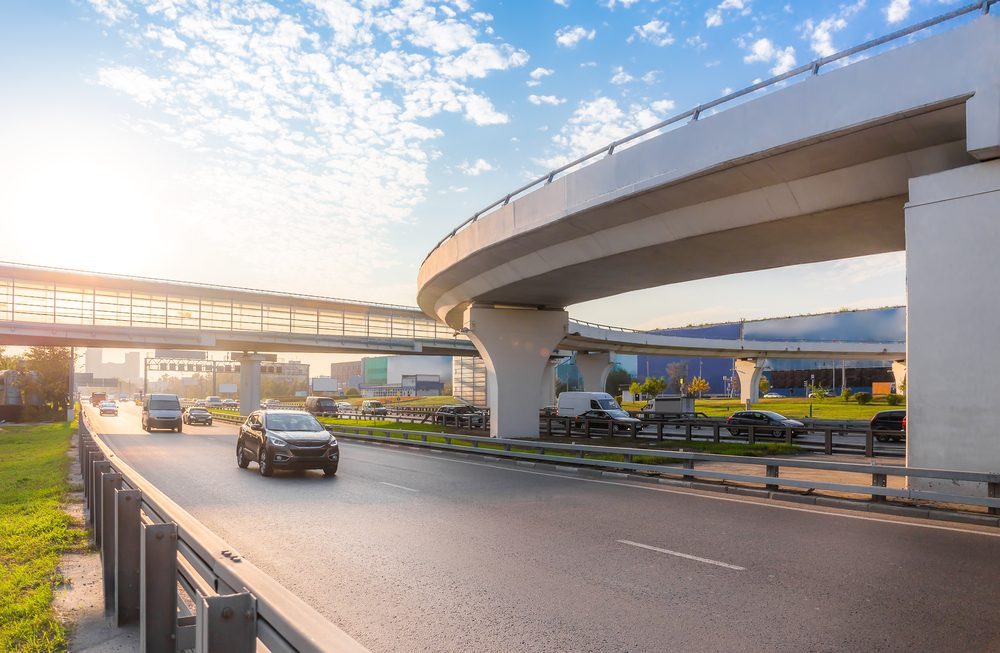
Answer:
xmin=291 ymin=439 xmax=329 ymax=447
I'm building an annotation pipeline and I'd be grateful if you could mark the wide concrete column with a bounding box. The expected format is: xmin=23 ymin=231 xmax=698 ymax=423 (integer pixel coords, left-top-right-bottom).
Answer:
xmin=233 ymin=354 xmax=266 ymax=417
xmin=906 ymin=160 xmax=1000 ymax=495
xmin=735 ymin=358 xmax=764 ymax=405
xmin=464 ymin=305 xmax=568 ymax=439
xmin=540 ymin=358 xmax=559 ymax=409
xmin=891 ymin=361 xmax=907 ymax=395
xmin=575 ymin=351 xmax=613 ymax=393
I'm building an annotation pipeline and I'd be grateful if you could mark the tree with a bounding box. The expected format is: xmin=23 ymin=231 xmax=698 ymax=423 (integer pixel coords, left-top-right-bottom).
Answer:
xmin=687 ymin=376 xmax=710 ymax=397
xmin=345 ymin=387 xmax=361 ymax=397
xmin=605 ymin=366 xmax=633 ymax=395
xmin=628 ymin=381 xmax=642 ymax=398
xmin=19 ymin=346 xmax=74 ymax=415
xmin=759 ymin=376 xmax=770 ymax=394
xmin=808 ymin=383 xmax=829 ymax=400
xmin=665 ymin=362 xmax=688 ymax=394
xmin=640 ymin=376 xmax=666 ymax=398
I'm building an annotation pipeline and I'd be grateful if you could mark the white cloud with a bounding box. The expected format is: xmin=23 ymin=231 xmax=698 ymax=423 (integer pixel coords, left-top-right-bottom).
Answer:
xmin=537 ymin=97 xmax=677 ymax=168
xmin=88 ymin=0 xmax=131 ymax=23
xmin=553 ymin=0 xmax=570 ymax=6
xmin=530 ymin=67 xmax=554 ymax=80
xmin=743 ymin=38 xmax=797 ymax=75
xmin=437 ymin=43 xmax=529 ymax=79
xmin=631 ymin=19 xmax=674 ymax=46
xmin=641 ymin=70 xmax=660 ymax=84
xmin=610 ymin=67 xmax=633 ymax=84
xmin=685 ymin=34 xmax=708 ymax=51
xmin=706 ymin=0 xmax=751 ymax=28
xmin=602 ymin=0 xmax=641 ymax=7
xmin=800 ymin=1 xmax=866 ymax=57
xmin=555 ymin=25 xmax=596 ymax=48
xmin=528 ymin=94 xmax=566 ymax=105
xmin=885 ymin=0 xmax=910 ymax=23
xmin=459 ymin=158 xmax=493 ymax=176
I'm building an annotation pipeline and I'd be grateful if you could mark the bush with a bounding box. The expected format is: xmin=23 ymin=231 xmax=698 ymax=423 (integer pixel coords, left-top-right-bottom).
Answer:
xmin=345 ymin=388 xmax=361 ymax=398
xmin=854 ymin=392 xmax=872 ymax=405
xmin=841 ymin=387 xmax=853 ymax=402
xmin=887 ymin=393 xmax=903 ymax=406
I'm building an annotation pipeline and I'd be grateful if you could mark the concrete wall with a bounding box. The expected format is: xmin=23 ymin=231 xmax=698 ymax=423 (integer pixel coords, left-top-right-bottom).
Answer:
xmin=906 ymin=160 xmax=1000 ymax=494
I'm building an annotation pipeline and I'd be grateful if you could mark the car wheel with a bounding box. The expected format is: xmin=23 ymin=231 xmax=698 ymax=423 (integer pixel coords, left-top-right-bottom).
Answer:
xmin=726 ymin=428 xmax=739 ymax=436
xmin=875 ymin=433 xmax=888 ymax=442
xmin=323 ymin=463 xmax=338 ymax=477
xmin=207 ymin=420 xmax=213 ymax=426
xmin=236 ymin=440 xmax=250 ymax=468
xmin=176 ymin=424 xmax=182 ymax=433
xmin=258 ymin=447 xmax=273 ymax=477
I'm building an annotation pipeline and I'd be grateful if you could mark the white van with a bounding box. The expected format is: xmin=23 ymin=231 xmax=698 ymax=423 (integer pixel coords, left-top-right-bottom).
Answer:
xmin=557 ymin=392 xmax=622 ymax=417
xmin=142 ymin=393 xmax=183 ymax=432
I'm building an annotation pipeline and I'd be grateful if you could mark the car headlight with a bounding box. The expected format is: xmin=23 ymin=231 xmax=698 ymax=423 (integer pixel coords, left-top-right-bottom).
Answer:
xmin=328 ymin=435 xmax=338 ymax=445
xmin=268 ymin=436 xmax=288 ymax=447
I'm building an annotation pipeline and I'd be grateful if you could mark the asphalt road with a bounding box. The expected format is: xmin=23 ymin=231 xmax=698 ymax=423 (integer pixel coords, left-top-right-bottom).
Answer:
xmin=87 ymin=403 xmax=1000 ymax=652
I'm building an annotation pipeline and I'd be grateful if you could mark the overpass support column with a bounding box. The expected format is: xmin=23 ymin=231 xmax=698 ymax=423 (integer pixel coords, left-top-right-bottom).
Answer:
xmin=575 ymin=352 xmax=613 ymax=393
xmin=891 ymin=361 xmax=906 ymax=395
xmin=735 ymin=359 xmax=764 ymax=405
xmin=906 ymin=160 xmax=1000 ymax=495
xmin=465 ymin=306 xmax=568 ymax=439
xmin=233 ymin=354 xmax=265 ymax=417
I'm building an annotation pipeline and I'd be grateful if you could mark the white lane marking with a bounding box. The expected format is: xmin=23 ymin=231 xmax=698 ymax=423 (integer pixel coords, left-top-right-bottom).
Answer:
xmin=339 ymin=441 xmax=1000 ymax=539
xmin=379 ymin=481 xmax=419 ymax=492
xmin=617 ymin=539 xmax=745 ymax=571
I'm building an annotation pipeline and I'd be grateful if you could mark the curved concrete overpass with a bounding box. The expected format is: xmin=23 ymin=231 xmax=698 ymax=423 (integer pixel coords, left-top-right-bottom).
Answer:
xmin=418 ymin=16 xmax=1000 ymax=330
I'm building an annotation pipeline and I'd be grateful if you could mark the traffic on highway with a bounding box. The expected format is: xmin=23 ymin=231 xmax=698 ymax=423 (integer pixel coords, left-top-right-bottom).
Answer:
xmin=82 ymin=401 xmax=1000 ymax=653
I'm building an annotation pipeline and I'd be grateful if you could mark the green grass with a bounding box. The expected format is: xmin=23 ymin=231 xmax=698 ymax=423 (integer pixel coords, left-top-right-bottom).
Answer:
xmin=621 ymin=397 xmax=905 ymax=420
xmin=318 ymin=417 xmax=450 ymax=433
xmin=0 ymin=422 xmax=85 ymax=653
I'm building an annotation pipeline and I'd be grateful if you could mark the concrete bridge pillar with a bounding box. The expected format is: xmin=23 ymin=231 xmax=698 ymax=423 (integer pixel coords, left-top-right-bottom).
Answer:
xmin=891 ymin=361 xmax=907 ymax=395
xmin=906 ymin=159 xmax=1000 ymax=495
xmin=233 ymin=353 xmax=266 ymax=417
xmin=464 ymin=305 xmax=568 ymax=439
xmin=575 ymin=352 xmax=613 ymax=393
xmin=735 ymin=358 xmax=764 ymax=405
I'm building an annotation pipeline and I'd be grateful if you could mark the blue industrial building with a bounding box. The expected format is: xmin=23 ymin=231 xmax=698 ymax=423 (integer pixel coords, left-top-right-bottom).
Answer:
xmin=558 ymin=307 xmax=905 ymax=396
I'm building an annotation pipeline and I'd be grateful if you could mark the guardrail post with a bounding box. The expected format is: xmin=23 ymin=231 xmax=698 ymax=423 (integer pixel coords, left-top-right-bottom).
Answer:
xmin=546 ymin=417 xmax=553 ymax=437
xmin=584 ymin=419 xmax=591 ymax=438
xmin=101 ymin=471 xmax=123 ymax=612
xmin=141 ymin=522 xmax=178 ymax=653
xmin=748 ymin=426 xmax=756 ymax=445
xmin=871 ymin=473 xmax=887 ymax=502
xmin=989 ymin=482 xmax=1000 ymax=516
xmin=656 ymin=422 xmax=664 ymax=440
xmin=91 ymin=460 xmax=110 ymax=545
xmin=824 ymin=429 xmax=833 ymax=455
xmin=115 ymin=489 xmax=141 ymax=625
xmin=195 ymin=592 xmax=256 ymax=652
xmin=682 ymin=459 xmax=695 ymax=480
xmin=684 ymin=422 xmax=692 ymax=441
xmin=712 ymin=423 xmax=720 ymax=443
xmin=784 ymin=426 xmax=793 ymax=445
xmin=765 ymin=465 xmax=779 ymax=491
xmin=630 ymin=422 xmax=638 ymax=438
xmin=865 ymin=428 xmax=874 ymax=457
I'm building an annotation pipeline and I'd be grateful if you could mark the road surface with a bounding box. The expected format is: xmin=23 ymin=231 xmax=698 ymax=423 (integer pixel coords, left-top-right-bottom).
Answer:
xmin=86 ymin=403 xmax=1000 ymax=652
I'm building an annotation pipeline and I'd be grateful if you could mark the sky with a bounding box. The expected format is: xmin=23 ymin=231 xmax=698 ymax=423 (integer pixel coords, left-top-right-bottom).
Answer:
xmin=0 ymin=0 xmax=967 ymax=354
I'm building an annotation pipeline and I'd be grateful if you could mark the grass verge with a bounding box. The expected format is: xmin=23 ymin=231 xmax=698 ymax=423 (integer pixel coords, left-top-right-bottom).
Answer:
xmin=0 ymin=422 xmax=85 ymax=652
xmin=622 ymin=397 xmax=905 ymax=420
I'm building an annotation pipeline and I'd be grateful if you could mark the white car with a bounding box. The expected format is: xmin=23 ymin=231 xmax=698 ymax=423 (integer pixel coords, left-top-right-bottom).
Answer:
xmin=762 ymin=392 xmax=785 ymax=399
xmin=337 ymin=402 xmax=352 ymax=411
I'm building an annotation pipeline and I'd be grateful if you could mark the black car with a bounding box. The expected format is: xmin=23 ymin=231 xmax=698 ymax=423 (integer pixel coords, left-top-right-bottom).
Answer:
xmin=237 ymin=410 xmax=339 ymax=477
xmin=304 ymin=396 xmax=339 ymax=418
xmin=870 ymin=410 xmax=906 ymax=442
xmin=726 ymin=410 xmax=805 ymax=437
xmin=434 ymin=404 xmax=485 ymax=427
xmin=575 ymin=409 xmax=643 ymax=433
xmin=183 ymin=407 xmax=213 ymax=426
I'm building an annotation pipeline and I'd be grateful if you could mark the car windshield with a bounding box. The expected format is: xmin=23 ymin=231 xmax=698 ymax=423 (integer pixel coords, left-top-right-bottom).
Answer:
xmin=759 ymin=411 xmax=789 ymax=421
xmin=452 ymin=406 xmax=478 ymax=414
xmin=265 ymin=412 xmax=323 ymax=432
xmin=149 ymin=399 xmax=180 ymax=410
xmin=189 ymin=408 xmax=209 ymax=415
xmin=100 ymin=402 xmax=115 ymax=407
xmin=596 ymin=398 xmax=621 ymax=410
xmin=315 ymin=399 xmax=336 ymax=408
xmin=607 ymin=409 xmax=631 ymax=418
xmin=368 ymin=401 xmax=383 ymax=408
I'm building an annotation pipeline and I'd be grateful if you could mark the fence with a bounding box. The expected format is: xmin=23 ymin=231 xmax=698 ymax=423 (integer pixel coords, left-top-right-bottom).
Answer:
xmin=327 ymin=423 xmax=1000 ymax=513
xmin=77 ymin=414 xmax=368 ymax=653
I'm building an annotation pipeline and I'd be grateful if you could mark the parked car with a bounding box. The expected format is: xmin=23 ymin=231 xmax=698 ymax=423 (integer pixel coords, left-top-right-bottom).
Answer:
xmin=360 ymin=400 xmax=388 ymax=417
xmin=236 ymin=410 xmax=339 ymax=477
xmin=870 ymin=410 xmax=906 ymax=441
xmin=142 ymin=394 xmax=183 ymax=433
xmin=260 ymin=398 xmax=281 ymax=409
xmin=183 ymin=406 xmax=214 ymax=426
xmin=336 ymin=401 xmax=352 ymax=412
xmin=762 ymin=392 xmax=786 ymax=399
xmin=726 ymin=410 xmax=805 ymax=437
xmin=304 ymin=396 xmax=339 ymax=418
xmin=98 ymin=401 xmax=118 ymax=416
xmin=434 ymin=404 xmax=485 ymax=427
xmin=575 ymin=408 xmax=643 ymax=433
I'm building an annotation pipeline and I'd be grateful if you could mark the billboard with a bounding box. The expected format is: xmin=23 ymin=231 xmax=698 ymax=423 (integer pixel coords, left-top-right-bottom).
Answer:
xmin=154 ymin=350 xmax=206 ymax=359
xmin=219 ymin=383 xmax=238 ymax=393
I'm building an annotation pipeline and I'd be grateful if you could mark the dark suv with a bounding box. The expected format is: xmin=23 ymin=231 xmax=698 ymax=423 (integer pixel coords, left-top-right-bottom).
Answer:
xmin=237 ymin=410 xmax=339 ymax=477
xmin=870 ymin=410 xmax=906 ymax=441
xmin=434 ymin=404 xmax=486 ymax=427
xmin=304 ymin=396 xmax=339 ymax=418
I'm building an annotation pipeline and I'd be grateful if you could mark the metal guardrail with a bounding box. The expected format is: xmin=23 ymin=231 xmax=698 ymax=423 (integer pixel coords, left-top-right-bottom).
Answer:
xmin=327 ymin=423 xmax=1000 ymax=513
xmin=424 ymin=0 xmax=999 ymax=261
xmin=77 ymin=412 xmax=368 ymax=653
